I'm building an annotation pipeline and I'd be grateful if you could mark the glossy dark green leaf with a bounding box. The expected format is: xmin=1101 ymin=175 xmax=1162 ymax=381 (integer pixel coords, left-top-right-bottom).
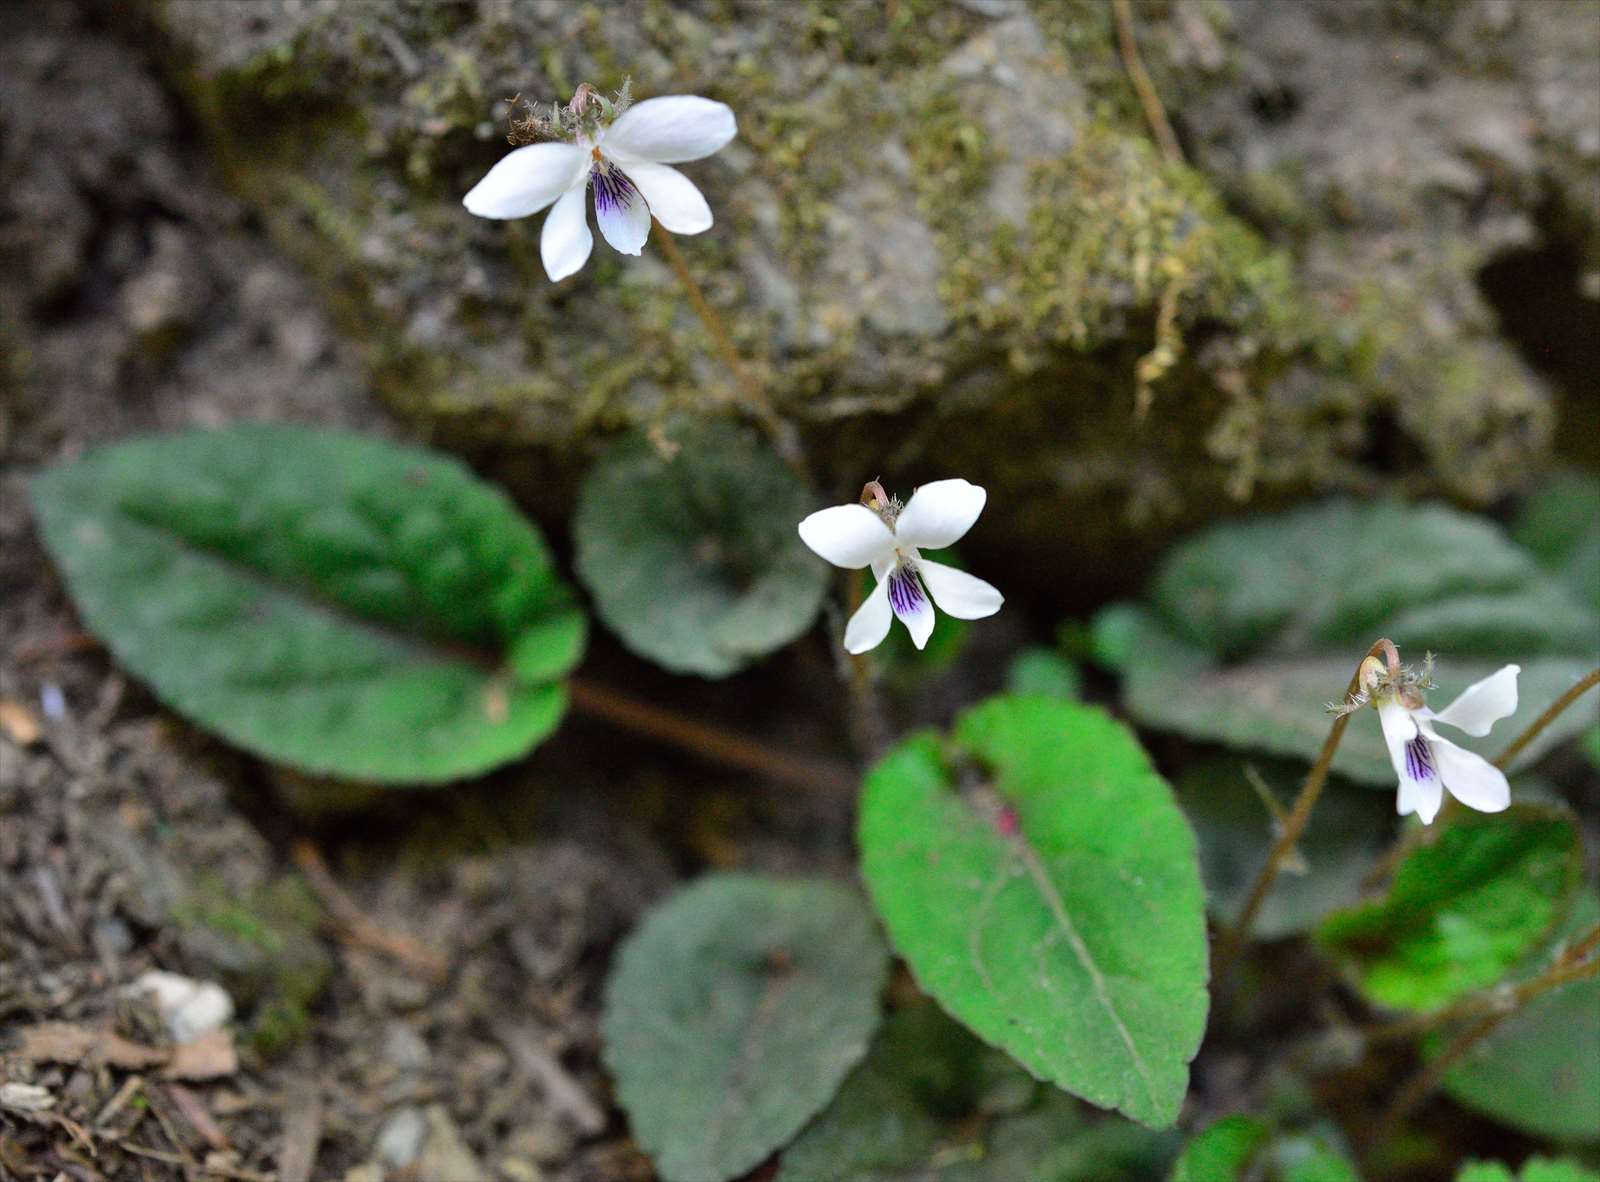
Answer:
xmin=573 ymin=420 xmax=826 ymax=677
xmin=1317 ymin=805 xmax=1581 ymax=1011
xmin=600 ymin=873 xmax=889 ymax=1182
xmin=859 ymin=696 xmax=1209 ymax=1128
xmin=30 ymin=425 xmax=584 ymax=783
xmin=1178 ymin=758 xmax=1390 ymax=939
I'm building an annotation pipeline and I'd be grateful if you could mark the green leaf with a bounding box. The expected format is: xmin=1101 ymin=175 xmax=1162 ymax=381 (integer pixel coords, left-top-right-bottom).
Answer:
xmin=1514 ymin=471 xmax=1600 ymax=614
xmin=600 ymin=873 xmax=889 ymax=1182
xmin=1108 ymin=607 xmax=1596 ymax=785
xmin=573 ymin=420 xmax=827 ymax=677
xmin=1170 ymin=1117 xmax=1359 ymax=1182
xmin=1459 ymin=1160 xmax=1600 ymax=1182
xmin=1317 ymin=805 xmax=1581 ymax=1011
xmin=1178 ymin=758 xmax=1391 ymax=939
xmin=780 ymin=1006 xmax=1176 ymax=1182
xmin=859 ymin=696 xmax=1210 ymax=1128
xmin=1006 ymin=648 xmax=1083 ymax=699
xmin=29 ymin=425 xmax=584 ymax=783
xmin=1150 ymin=499 xmax=1594 ymax=659
xmin=1104 ymin=498 xmax=1600 ymax=784
xmin=1441 ymin=892 xmax=1600 ymax=1143
xmin=1170 ymin=1115 xmax=1270 ymax=1181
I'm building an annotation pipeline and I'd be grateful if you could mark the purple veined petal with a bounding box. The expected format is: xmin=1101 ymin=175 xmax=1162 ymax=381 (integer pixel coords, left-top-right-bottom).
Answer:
xmin=592 ymin=160 xmax=650 ymax=255
xmin=887 ymin=565 xmax=935 ymax=650
xmin=603 ymin=95 xmax=737 ymax=164
xmin=463 ymin=142 xmax=587 ymax=219
xmin=844 ymin=575 xmax=893 ymax=654
xmin=540 ymin=185 xmax=594 ymax=281
xmin=894 ymin=479 xmax=987 ymax=549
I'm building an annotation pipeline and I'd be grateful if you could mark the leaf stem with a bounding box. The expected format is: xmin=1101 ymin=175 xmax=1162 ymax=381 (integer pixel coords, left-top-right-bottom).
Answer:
xmin=1212 ymin=638 xmax=1397 ymax=979
xmin=1491 ymin=666 xmax=1600 ymax=770
xmin=567 ymin=677 xmax=855 ymax=792
xmin=1370 ymin=922 xmax=1600 ymax=1142
xmin=651 ymin=220 xmax=806 ymax=474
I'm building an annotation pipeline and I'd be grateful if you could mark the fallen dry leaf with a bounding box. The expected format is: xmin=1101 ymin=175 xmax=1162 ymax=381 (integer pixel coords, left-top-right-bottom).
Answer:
xmin=163 ymin=1028 xmax=237 ymax=1081
xmin=14 ymin=1023 xmax=167 ymax=1070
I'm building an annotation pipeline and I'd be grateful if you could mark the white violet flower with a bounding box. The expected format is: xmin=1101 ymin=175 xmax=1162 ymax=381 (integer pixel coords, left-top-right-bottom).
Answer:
xmin=798 ymin=479 xmax=1003 ymax=654
xmin=1361 ymin=657 xmax=1519 ymax=825
xmin=463 ymin=84 xmax=736 ymax=281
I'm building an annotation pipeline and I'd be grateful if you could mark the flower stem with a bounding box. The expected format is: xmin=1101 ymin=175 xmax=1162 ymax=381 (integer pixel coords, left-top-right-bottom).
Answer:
xmin=1112 ymin=0 xmax=1185 ymax=164
xmin=1212 ymin=638 xmax=1399 ymax=979
xmin=568 ymin=678 xmax=854 ymax=792
xmin=1370 ymin=922 xmax=1600 ymax=1143
xmin=1492 ymin=666 xmax=1600 ymax=770
xmin=651 ymin=220 xmax=806 ymax=473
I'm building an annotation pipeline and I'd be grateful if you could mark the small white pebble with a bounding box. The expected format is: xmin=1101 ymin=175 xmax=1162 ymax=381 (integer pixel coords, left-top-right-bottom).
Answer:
xmin=134 ymin=970 xmax=235 ymax=1043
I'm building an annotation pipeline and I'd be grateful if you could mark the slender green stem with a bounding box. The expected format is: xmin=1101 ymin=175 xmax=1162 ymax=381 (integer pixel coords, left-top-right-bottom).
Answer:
xmin=1213 ymin=639 xmax=1398 ymax=978
xmin=1492 ymin=667 xmax=1600 ymax=770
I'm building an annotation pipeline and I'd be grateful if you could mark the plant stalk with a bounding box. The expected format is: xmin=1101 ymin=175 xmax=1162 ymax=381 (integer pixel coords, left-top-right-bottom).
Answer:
xmin=1213 ymin=638 xmax=1398 ymax=978
xmin=651 ymin=221 xmax=805 ymax=473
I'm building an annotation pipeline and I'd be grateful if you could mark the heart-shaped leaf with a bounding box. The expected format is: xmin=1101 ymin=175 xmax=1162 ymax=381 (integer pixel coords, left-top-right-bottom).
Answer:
xmin=1317 ymin=805 xmax=1582 ymax=1012
xmin=600 ymin=873 xmax=889 ymax=1182
xmin=574 ymin=420 xmax=827 ymax=677
xmin=859 ymin=696 xmax=1210 ymax=1128
xmin=1514 ymin=471 xmax=1600 ymax=614
xmin=30 ymin=425 xmax=585 ymax=783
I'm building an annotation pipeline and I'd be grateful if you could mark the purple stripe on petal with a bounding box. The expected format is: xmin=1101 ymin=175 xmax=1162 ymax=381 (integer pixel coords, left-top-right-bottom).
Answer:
xmin=1404 ymin=736 xmax=1436 ymax=782
xmin=591 ymin=161 xmax=638 ymax=216
xmin=887 ymin=567 xmax=925 ymax=615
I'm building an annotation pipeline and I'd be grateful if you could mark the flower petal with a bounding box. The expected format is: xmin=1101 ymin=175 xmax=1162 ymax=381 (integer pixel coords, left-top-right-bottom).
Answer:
xmin=844 ymin=576 xmax=892 ymax=654
xmin=917 ymin=559 xmax=1003 ymax=620
xmin=1379 ymin=702 xmax=1446 ymax=822
xmin=1431 ymin=731 xmax=1512 ymax=814
xmin=1428 ymin=664 xmax=1520 ymax=737
xmin=540 ymin=186 xmax=594 ymax=280
xmin=603 ymin=96 xmax=737 ymax=164
xmin=1399 ymin=766 xmax=1445 ymax=825
xmin=623 ymin=161 xmax=713 ymax=234
xmin=797 ymin=505 xmax=895 ymax=570
xmin=888 ymin=567 xmax=936 ymax=650
xmin=592 ymin=163 xmax=651 ymax=255
xmin=463 ymin=143 xmax=587 ymax=219
xmin=894 ymin=479 xmax=988 ymax=549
